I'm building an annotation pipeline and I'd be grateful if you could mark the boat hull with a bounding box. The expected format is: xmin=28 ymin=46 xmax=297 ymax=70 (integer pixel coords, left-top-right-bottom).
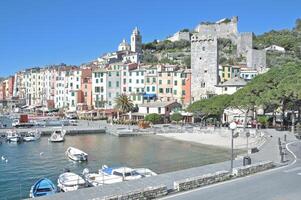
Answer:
xmin=66 ymin=147 xmax=88 ymax=162
xmin=29 ymin=178 xmax=57 ymax=198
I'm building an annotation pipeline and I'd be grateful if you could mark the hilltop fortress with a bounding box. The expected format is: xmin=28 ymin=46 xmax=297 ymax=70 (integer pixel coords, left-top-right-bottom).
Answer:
xmin=191 ymin=17 xmax=266 ymax=101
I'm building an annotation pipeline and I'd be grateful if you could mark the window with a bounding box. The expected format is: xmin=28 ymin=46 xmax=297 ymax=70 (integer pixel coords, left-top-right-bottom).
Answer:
xmin=167 ymin=80 xmax=171 ymax=84
xmin=152 ymin=86 xmax=155 ymax=92
xmin=146 ymin=86 xmax=150 ymax=92
xmin=182 ymin=90 xmax=186 ymax=96
xmin=129 ymin=79 xmax=132 ymax=83
xmin=182 ymin=80 xmax=186 ymax=86
xmin=100 ymin=78 xmax=103 ymax=83
xmin=108 ymin=81 xmax=112 ymax=87
xmin=141 ymin=79 xmax=144 ymax=83
xmin=108 ymin=72 xmax=112 ymax=77
xmin=136 ymin=79 xmax=139 ymax=84
xmin=225 ymin=87 xmax=228 ymax=91
xmin=123 ymin=72 xmax=126 ymax=76
xmin=116 ymin=72 xmax=120 ymax=76
xmin=173 ymin=90 xmax=177 ymax=95
xmin=147 ymin=77 xmax=150 ymax=83
xmin=123 ymin=79 xmax=126 ymax=84
xmin=136 ymin=72 xmax=139 ymax=76
xmin=129 ymin=72 xmax=132 ymax=76
xmin=129 ymin=87 xmax=132 ymax=92
xmin=85 ymin=85 xmax=87 ymax=89
xmin=108 ymin=92 xmax=111 ymax=98
xmin=159 ymin=88 xmax=163 ymax=93
xmin=71 ymin=92 xmax=75 ymax=96
xmin=174 ymin=80 xmax=177 ymax=86
xmin=101 ymin=87 xmax=104 ymax=92
xmin=202 ymin=46 xmax=205 ymax=51
xmin=158 ymin=107 xmax=161 ymax=114
xmin=152 ymin=77 xmax=156 ymax=83
xmin=76 ymin=85 xmax=79 ymax=89
xmin=95 ymin=87 xmax=100 ymax=93
xmin=167 ymin=73 xmax=171 ymax=77
xmin=116 ymin=81 xmax=119 ymax=87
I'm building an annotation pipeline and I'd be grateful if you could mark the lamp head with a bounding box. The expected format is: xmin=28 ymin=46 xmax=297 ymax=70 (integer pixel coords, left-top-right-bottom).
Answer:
xmin=229 ymin=122 xmax=237 ymax=130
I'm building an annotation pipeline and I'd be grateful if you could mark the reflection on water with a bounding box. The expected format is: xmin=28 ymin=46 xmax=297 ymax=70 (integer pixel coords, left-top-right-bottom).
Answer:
xmin=0 ymin=134 xmax=232 ymax=200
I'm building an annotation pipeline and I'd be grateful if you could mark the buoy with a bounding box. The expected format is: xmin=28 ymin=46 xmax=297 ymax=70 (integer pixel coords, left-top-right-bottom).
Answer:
xmin=40 ymin=152 xmax=44 ymax=156
xmin=5 ymin=159 xmax=8 ymax=163
xmin=1 ymin=156 xmax=5 ymax=161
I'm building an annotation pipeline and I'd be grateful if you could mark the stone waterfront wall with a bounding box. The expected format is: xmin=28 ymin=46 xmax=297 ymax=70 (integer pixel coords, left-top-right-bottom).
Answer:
xmin=233 ymin=161 xmax=274 ymax=177
xmin=174 ymin=170 xmax=231 ymax=192
xmin=101 ymin=185 xmax=168 ymax=200
xmin=174 ymin=161 xmax=274 ymax=192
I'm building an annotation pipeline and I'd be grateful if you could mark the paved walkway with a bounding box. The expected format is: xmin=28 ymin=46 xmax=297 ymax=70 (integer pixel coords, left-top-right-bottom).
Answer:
xmin=26 ymin=128 xmax=297 ymax=200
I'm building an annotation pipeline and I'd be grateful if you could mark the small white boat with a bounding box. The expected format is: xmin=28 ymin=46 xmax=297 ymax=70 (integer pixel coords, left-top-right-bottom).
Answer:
xmin=99 ymin=165 xmax=143 ymax=181
xmin=6 ymin=130 xmax=21 ymax=142
xmin=23 ymin=130 xmax=41 ymax=142
xmin=82 ymin=168 xmax=123 ymax=187
xmin=57 ymin=172 xmax=86 ymax=192
xmin=133 ymin=168 xmax=157 ymax=177
xmin=66 ymin=147 xmax=88 ymax=162
xmin=29 ymin=178 xmax=57 ymax=198
xmin=48 ymin=129 xmax=66 ymax=142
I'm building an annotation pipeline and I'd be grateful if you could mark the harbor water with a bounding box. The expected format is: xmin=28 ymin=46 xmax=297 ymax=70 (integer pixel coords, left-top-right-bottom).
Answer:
xmin=0 ymin=133 xmax=235 ymax=200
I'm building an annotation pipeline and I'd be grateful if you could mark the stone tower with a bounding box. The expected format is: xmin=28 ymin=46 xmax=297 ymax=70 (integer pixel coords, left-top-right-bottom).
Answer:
xmin=191 ymin=35 xmax=218 ymax=101
xmin=131 ymin=27 xmax=142 ymax=53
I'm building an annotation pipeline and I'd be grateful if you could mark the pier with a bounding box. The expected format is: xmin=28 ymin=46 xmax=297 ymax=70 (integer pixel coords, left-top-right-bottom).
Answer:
xmin=0 ymin=120 xmax=106 ymax=136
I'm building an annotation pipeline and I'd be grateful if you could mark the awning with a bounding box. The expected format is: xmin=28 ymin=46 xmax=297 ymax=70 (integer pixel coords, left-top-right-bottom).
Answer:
xmin=143 ymin=93 xmax=156 ymax=98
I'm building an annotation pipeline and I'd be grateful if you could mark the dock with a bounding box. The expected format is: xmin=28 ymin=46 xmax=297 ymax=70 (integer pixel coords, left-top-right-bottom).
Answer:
xmin=0 ymin=120 xmax=106 ymax=136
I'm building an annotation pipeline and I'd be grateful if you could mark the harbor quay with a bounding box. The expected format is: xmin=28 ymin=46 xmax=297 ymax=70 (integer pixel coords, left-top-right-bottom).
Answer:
xmin=0 ymin=120 xmax=106 ymax=136
xmin=23 ymin=129 xmax=295 ymax=200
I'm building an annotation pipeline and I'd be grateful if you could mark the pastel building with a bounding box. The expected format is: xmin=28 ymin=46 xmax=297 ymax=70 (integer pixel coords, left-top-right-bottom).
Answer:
xmin=92 ymin=68 xmax=107 ymax=109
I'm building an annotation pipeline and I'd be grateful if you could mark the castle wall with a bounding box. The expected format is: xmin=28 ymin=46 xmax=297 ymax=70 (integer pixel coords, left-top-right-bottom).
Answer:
xmin=237 ymin=32 xmax=253 ymax=56
xmin=247 ymin=49 xmax=266 ymax=72
xmin=191 ymin=35 xmax=218 ymax=101
xmin=194 ymin=17 xmax=238 ymax=43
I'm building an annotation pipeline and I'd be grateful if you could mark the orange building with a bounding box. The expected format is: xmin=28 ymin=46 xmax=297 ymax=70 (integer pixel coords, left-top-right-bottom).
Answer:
xmin=79 ymin=68 xmax=93 ymax=110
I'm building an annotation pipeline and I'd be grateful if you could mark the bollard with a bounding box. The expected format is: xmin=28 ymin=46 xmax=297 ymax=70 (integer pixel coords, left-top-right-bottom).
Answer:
xmin=281 ymin=152 xmax=285 ymax=163
xmin=278 ymin=137 xmax=281 ymax=146
xmin=284 ymin=134 xmax=287 ymax=142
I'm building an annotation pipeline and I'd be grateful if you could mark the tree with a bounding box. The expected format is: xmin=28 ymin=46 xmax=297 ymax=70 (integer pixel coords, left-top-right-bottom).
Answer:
xmin=144 ymin=113 xmax=162 ymax=124
xmin=187 ymin=95 xmax=232 ymax=121
xmin=114 ymin=94 xmax=134 ymax=114
xmin=170 ymin=113 xmax=183 ymax=122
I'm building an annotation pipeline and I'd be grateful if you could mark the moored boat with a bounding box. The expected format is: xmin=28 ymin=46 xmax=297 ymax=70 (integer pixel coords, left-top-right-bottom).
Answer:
xmin=23 ymin=130 xmax=41 ymax=142
xmin=48 ymin=129 xmax=66 ymax=142
xmin=99 ymin=165 xmax=143 ymax=181
xmin=6 ymin=130 xmax=21 ymax=142
xmin=57 ymin=172 xmax=86 ymax=192
xmin=133 ymin=168 xmax=157 ymax=177
xmin=29 ymin=178 xmax=57 ymax=198
xmin=82 ymin=168 xmax=123 ymax=187
xmin=66 ymin=147 xmax=88 ymax=162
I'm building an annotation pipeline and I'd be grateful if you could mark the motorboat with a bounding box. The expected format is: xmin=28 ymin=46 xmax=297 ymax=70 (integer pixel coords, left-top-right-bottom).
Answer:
xmin=6 ymin=130 xmax=21 ymax=142
xmin=133 ymin=168 xmax=157 ymax=177
xmin=99 ymin=165 xmax=143 ymax=181
xmin=82 ymin=168 xmax=123 ymax=187
xmin=48 ymin=129 xmax=66 ymax=142
xmin=29 ymin=178 xmax=57 ymax=198
xmin=57 ymin=172 xmax=86 ymax=192
xmin=23 ymin=130 xmax=41 ymax=142
xmin=66 ymin=147 xmax=88 ymax=162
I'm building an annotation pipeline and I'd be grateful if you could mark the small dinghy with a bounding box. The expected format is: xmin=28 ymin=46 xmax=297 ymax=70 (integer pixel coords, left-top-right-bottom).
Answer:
xmin=48 ymin=129 xmax=66 ymax=142
xmin=57 ymin=172 xmax=86 ymax=192
xmin=6 ymin=130 xmax=21 ymax=142
xmin=29 ymin=178 xmax=57 ymax=198
xmin=66 ymin=147 xmax=88 ymax=162
xmin=24 ymin=130 xmax=41 ymax=142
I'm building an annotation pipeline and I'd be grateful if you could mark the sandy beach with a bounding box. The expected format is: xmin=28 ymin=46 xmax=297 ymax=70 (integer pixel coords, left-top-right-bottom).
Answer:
xmin=157 ymin=129 xmax=265 ymax=149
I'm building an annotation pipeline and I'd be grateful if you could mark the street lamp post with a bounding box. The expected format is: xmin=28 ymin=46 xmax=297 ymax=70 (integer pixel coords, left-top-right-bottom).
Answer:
xmin=229 ymin=122 xmax=237 ymax=173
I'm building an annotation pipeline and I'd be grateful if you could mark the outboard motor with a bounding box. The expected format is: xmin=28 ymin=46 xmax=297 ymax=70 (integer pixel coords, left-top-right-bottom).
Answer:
xmin=82 ymin=168 xmax=89 ymax=175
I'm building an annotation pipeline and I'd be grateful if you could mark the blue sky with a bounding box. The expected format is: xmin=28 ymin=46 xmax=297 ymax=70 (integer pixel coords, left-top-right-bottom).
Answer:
xmin=0 ymin=0 xmax=300 ymax=77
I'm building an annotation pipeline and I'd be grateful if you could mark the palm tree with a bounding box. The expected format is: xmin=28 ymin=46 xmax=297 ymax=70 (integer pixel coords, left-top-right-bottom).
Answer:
xmin=114 ymin=94 xmax=134 ymax=119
